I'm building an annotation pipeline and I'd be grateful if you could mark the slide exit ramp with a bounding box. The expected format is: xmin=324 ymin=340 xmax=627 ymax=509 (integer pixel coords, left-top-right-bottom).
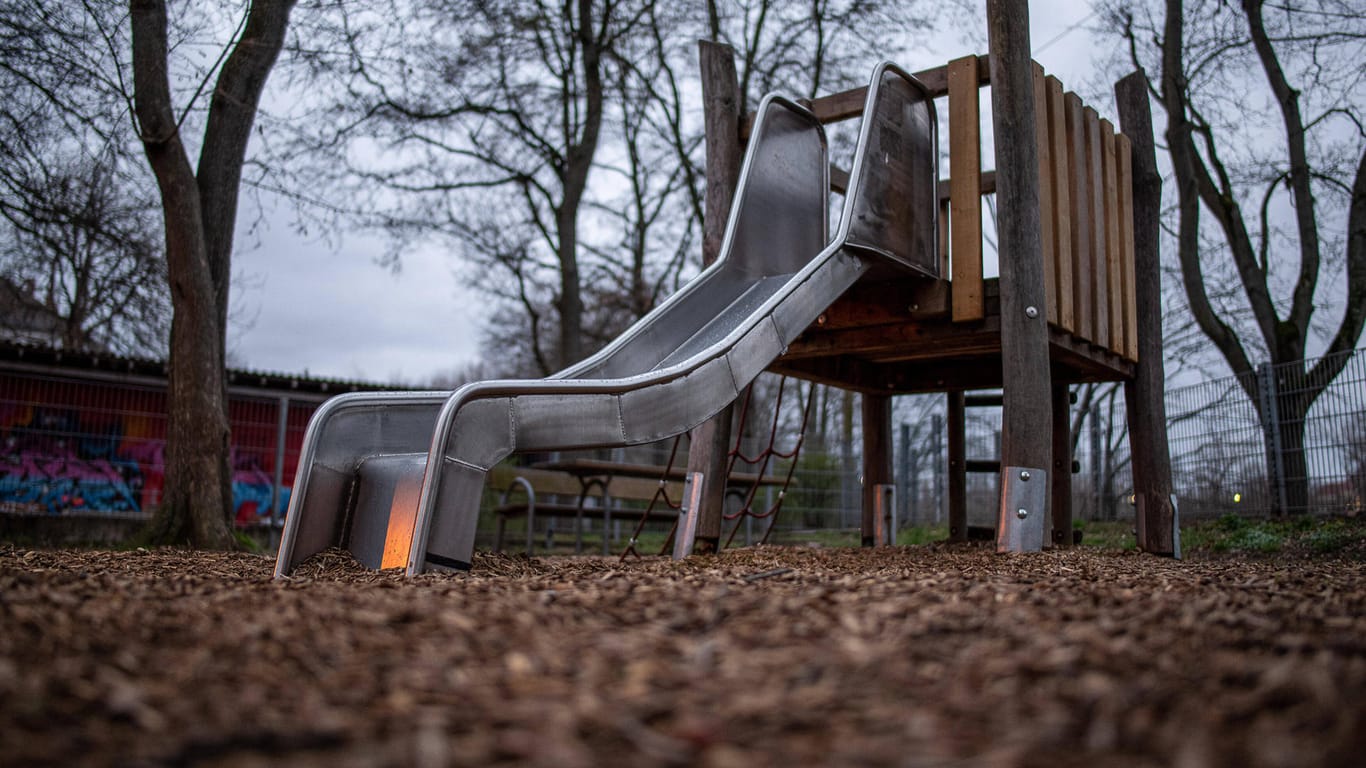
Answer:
xmin=275 ymin=62 xmax=938 ymax=577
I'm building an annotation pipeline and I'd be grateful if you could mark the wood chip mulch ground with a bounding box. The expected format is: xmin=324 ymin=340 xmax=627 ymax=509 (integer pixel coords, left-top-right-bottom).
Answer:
xmin=1 ymin=543 xmax=1363 ymax=767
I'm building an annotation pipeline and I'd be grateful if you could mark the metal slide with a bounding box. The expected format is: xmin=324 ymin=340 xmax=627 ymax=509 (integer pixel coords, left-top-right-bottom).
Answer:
xmin=275 ymin=63 xmax=938 ymax=577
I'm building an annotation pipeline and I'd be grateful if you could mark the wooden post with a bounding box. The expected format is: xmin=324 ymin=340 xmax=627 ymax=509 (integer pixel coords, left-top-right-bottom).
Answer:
xmin=861 ymin=394 xmax=892 ymax=547
xmin=1115 ymin=133 xmax=1140 ymax=361
xmin=1116 ymin=71 xmax=1176 ymax=556
xmin=987 ymin=0 xmax=1052 ymax=501
xmin=687 ymin=41 xmax=743 ymax=554
xmin=1102 ymin=120 xmax=1124 ymax=355
xmin=947 ymin=390 xmax=967 ymax=541
xmin=1051 ymin=383 xmax=1073 ymax=546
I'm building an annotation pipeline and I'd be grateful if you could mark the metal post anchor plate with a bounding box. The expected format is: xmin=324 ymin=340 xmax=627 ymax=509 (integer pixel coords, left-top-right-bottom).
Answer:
xmin=873 ymin=483 xmax=897 ymax=546
xmin=673 ymin=472 xmax=705 ymax=560
xmin=1171 ymin=494 xmax=1182 ymax=560
xmin=997 ymin=466 xmax=1046 ymax=553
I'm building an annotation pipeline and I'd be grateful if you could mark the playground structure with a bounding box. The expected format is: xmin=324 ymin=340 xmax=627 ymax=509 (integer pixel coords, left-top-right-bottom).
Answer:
xmin=275 ymin=3 xmax=1175 ymax=577
xmin=752 ymin=55 xmax=1169 ymax=550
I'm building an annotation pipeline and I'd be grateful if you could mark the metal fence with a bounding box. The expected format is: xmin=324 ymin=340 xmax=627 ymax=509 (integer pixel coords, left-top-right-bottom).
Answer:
xmin=1 ymin=367 xmax=319 ymax=524
xmin=765 ymin=346 xmax=1366 ymax=533
xmin=6 ymin=347 xmax=1362 ymax=551
xmin=1166 ymin=348 xmax=1366 ymax=518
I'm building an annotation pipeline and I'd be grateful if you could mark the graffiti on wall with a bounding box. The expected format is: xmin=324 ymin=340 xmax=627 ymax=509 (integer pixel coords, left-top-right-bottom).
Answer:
xmin=1 ymin=398 xmax=299 ymax=524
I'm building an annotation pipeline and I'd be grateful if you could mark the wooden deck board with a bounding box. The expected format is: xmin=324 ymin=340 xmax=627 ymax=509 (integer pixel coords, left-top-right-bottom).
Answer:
xmin=770 ymin=275 xmax=1134 ymax=394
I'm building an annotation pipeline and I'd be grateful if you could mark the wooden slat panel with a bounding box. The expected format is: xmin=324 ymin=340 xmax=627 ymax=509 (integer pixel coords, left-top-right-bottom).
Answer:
xmin=1064 ymin=92 xmax=1093 ymax=342
xmin=1047 ymin=76 xmax=1074 ymax=332
xmin=1033 ymin=63 xmax=1059 ymax=326
xmin=1102 ymin=119 xmax=1123 ymax=354
xmin=1085 ymin=106 xmax=1109 ymax=348
xmin=949 ymin=55 xmax=984 ymax=322
xmin=1116 ymin=133 xmax=1139 ymax=362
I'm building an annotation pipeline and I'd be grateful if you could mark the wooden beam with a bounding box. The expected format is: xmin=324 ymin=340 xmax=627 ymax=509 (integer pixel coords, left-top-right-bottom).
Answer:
xmin=814 ymin=278 xmax=951 ymax=330
xmin=784 ymin=319 xmax=1002 ymax=362
xmin=988 ymin=0 xmax=1053 ymax=486
xmin=1116 ymin=71 xmax=1175 ymax=556
xmin=738 ymin=59 xmax=991 ymax=138
xmin=1046 ymin=76 xmax=1075 ymax=332
xmin=1047 ymin=329 xmax=1136 ymax=381
xmin=1116 ymin=133 xmax=1139 ymax=361
xmin=949 ymin=55 xmax=984 ymax=322
xmin=887 ymin=359 xmax=1008 ymax=393
xmin=936 ymin=170 xmax=997 ymax=202
xmin=687 ymin=40 xmax=743 ymax=555
xmin=829 ymin=163 xmax=850 ymax=194
xmin=766 ymin=356 xmax=893 ymax=394
xmin=771 ymin=349 xmax=1132 ymax=397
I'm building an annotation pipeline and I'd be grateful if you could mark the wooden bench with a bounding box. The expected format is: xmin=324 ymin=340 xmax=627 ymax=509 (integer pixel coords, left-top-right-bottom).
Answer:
xmin=488 ymin=464 xmax=681 ymax=556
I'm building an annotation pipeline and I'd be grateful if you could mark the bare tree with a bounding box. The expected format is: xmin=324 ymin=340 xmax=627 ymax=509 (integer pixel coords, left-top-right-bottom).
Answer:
xmin=292 ymin=0 xmax=663 ymax=372
xmin=581 ymin=7 xmax=704 ymax=350
xmin=2 ymin=0 xmax=298 ymax=545
xmin=288 ymin=0 xmax=965 ymax=377
xmin=0 ymin=2 xmax=169 ymax=355
xmin=0 ymin=149 xmax=168 ymax=355
xmin=706 ymin=0 xmax=955 ymax=112
xmin=1102 ymin=0 xmax=1366 ymax=513
xmin=130 ymin=0 xmax=296 ymax=547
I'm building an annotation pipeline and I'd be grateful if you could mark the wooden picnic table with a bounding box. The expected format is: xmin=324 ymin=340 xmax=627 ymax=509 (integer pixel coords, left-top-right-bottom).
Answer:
xmin=489 ymin=458 xmax=792 ymax=557
xmin=530 ymin=458 xmax=789 ymax=487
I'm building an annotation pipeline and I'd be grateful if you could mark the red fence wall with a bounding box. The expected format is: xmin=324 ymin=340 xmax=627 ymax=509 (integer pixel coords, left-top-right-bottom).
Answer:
xmin=1 ymin=371 xmax=318 ymax=524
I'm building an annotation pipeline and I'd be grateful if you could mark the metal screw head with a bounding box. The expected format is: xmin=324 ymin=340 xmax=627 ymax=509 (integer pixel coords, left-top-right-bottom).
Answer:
xmin=1016 ymin=507 xmax=1029 ymax=519
xmin=1019 ymin=470 xmax=1032 ymax=482
xmin=1025 ymin=306 xmax=1039 ymax=319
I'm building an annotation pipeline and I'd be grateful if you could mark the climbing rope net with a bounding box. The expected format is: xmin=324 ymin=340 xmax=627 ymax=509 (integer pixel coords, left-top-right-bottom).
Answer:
xmin=618 ymin=375 xmax=814 ymax=559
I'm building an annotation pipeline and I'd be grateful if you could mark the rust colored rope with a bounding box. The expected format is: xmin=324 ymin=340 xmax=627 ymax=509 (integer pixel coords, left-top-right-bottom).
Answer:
xmin=722 ymin=377 xmax=815 ymax=549
xmin=618 ymin=434 xmax=684 ymax=561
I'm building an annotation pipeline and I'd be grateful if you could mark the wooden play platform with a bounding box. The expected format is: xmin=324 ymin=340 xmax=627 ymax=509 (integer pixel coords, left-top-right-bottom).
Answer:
xmin=687 ymin=7 xmax=1174 ymax=557
xmin=770 ymin=55 xmax=1138 ymax=393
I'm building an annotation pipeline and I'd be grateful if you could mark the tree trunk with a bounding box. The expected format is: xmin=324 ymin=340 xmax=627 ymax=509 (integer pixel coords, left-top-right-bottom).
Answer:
xmin=551 ymin=0 xmax=606 ymax=368
xmin=555 ymin=209 xmax=585 ymax=367
xmin=1279 ymin=417 xmax=1310 ymax=515
xmin=130 ymin=0 xmax=294 ymax=547
xmin=1267 ymin=364 xmax=1312 ymax=515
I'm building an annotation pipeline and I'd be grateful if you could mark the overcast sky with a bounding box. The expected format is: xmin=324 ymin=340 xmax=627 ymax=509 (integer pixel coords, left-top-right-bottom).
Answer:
xmin=228 ymin=1 xmax=1104 ymax=387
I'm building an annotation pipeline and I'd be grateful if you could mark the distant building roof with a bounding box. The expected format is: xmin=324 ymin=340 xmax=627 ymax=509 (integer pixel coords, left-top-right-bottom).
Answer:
xmin=0 ymin=339 xmax=405 ymax=399
xmin=0 ymin=277 xmax=68 ymax=349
